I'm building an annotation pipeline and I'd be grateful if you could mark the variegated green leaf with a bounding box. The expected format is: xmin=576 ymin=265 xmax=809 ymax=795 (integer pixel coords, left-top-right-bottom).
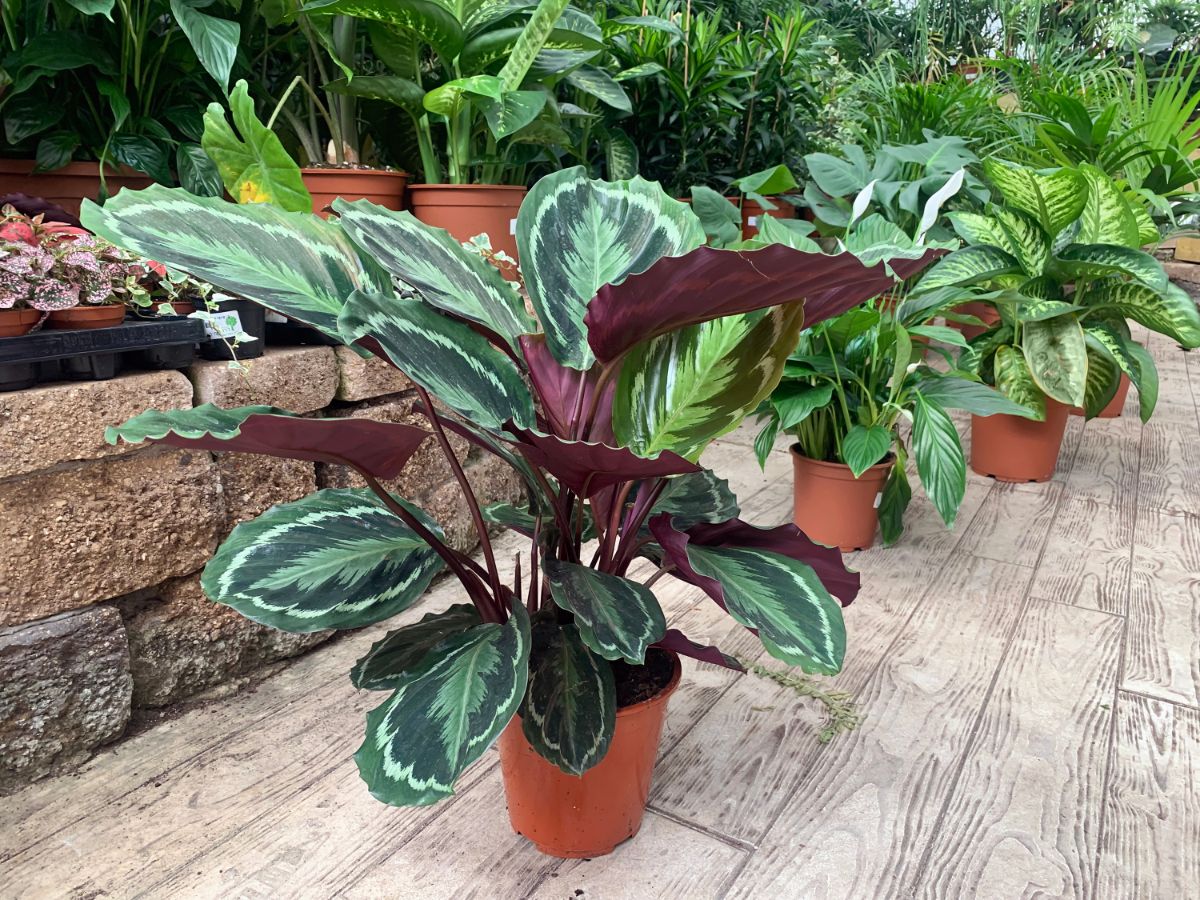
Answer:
xmin=517 ymin=166 xmax=704 ymax=369
xmin=1055 ymin=245 xmax=1168 ymax=291
xmin=564 ymin=64 xmax=631 ymax=112
xmin=302 ymin=0 xmax=465 ymax=62
xmin=1077 ymin=164 xmax=1142 ymax=248
xmin=497 ymin=0 xmax=572 ymax=90
xmin=1081 ymin=337 xmax=1122 ymax=418
xmin=356 ymin=603 xmax=530 ymax=806
xmin=1127 ymin=342 xmax=1159 ymax=422
xmin=916 ymin=245 xmax=1022 ymax=291
xmin=982 ymin=160 xmax=1086 ymax=236
xmin=1082 ymin=279 xmax=1200 ymax=348
xmin=948 ymin=210 xmax=1017 ymax=254
xmin=684 ymin=544 xmax=845 ymax=675
xmin=333 ymin=200 xmax=534 ymax=345
xmin=201 ymin=489 xmax=444 ymax=633
xmin=613 ymin=304 xmax=806 ymax=460
xmin=994 ymin=344 xmax=1046 ymax=419
xmin=81 ymin=186 xmax=381 ymax=339
xmin=1018 ymin=299 xmax=1085 ymax=321
xmin=351 ymin=604 xmax=482 ymax=691
xmin=544 ymin=558 xmax=666 ymax=664
xmin=994 ymin=208 xmax=1049 ymax=276
xmin=912 ymin=395 xmax=965 ymax=527
xmin=521 ymin=619 xmax=614 ymax=775
xmin=650 ymin=469 xmax=740 ymax=529
xmin=1021 ymin=316 xmax=1087 ymax=407
xmin=482 ymin=90 xmax=547 ymax=139
xmin=1083 ymin=321 xmax=1141 ymax=383
xmin=424 ymin=74 xmax=502 ymax=116
xmin=338 ymin=290 xmax=535 ymax=430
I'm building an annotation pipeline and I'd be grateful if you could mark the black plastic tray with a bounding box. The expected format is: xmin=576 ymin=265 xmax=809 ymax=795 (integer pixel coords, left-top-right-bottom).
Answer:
xmin=265 ymin=319 xmax=343 ymax=347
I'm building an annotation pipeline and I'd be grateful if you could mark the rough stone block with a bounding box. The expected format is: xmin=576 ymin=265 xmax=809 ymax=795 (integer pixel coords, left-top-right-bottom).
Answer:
xmin=0 ymin=606 xmax=132 ymax=794
xmin=334 ymin=345 xmax=412 ymax=401
xmin=423 ymin=454 xmax=525 ymax=554
xmin=119 ymin=575 xmax=329 ymax=708
xmin=0 ymin=370 xmax=192 ymax=480
xmin=1165 ymin=259 xmax=1200 ymax=287
xmin=216 ymin=452 xmax=317 ymax=533
xmin=0 ymin=449 xmax=223 ymax=627
xmin=190 ymin=346 xmax=338 ymax=413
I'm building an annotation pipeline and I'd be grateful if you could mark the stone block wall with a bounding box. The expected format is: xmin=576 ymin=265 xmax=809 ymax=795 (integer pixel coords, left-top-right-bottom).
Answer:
xmin=0 ymin=346 xmax=522 ymax=794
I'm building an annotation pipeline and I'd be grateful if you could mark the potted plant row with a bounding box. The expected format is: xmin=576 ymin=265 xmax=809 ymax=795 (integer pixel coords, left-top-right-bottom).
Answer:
xmin=84 ymin=167 xmax=934 ymax=858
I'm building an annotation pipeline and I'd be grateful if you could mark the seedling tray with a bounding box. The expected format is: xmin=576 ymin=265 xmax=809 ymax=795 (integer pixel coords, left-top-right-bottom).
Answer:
xmin=0 ymin=318 xmax=204 ymax=392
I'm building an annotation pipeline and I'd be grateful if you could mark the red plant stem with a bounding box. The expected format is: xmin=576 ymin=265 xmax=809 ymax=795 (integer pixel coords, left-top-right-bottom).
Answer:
xmin=599 ymin=481 xmax=635 ymax=571
xmin=610 ymin=479 xmax=668 ymax=574
xmin=578 ymin=361 xmax=619 ymax=443
xmin=643 ymin=563 xmax=674 ymax=589
xmin=412 ymin=386 xmax=506 ymax=613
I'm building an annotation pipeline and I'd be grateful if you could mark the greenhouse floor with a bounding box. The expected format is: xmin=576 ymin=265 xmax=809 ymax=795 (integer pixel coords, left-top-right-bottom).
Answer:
xmin=3 ymin=329 xmax=1199 ymax=899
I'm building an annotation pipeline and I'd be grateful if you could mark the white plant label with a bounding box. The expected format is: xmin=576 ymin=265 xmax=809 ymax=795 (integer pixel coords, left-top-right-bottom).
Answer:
xmin=747 ymin=216 xmax=759 ymax=227
xmin=873 ymin=492 xmax=882 ymax=509
xmin=204 ymin=310 xmax=244 ymax=340
xmin=509 ymin=217 xmax=518 ymax=235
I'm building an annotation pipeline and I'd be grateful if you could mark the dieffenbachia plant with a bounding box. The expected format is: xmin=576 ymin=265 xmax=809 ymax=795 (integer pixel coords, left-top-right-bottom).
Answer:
xmin=83 ymin=167 xmax=934 ymax=807
xmin=915 ymin=160 xmax=1200 ymax=420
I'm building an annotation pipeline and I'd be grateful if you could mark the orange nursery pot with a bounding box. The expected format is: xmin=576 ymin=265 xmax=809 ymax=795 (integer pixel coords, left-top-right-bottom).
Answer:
xmin=970 ymin=399 xmax=1068 ymax=482
xmin=499 ymin=651 xmax=681 ymax=859
xmin=1069 ymin=374 xmax=1130 ymax=419
xmin=0 ymin=308 xmax=40 ymax=337
xmin=791 ymin=447 xmax=892 ymax=552
xmin=741 ymin=198 xmax=796 ymax=239
xmin=408 ymin=184 xmax=526 ymax=278
xmin=300 ymin=167 xmax=408 ymax=217
xmin=950 ymin=301 xmax=1001 ymax=340
xmin=45 ymin=305 xmax=126 ymax=330
xmin=0 ymin=159 xmax=152 ymax=216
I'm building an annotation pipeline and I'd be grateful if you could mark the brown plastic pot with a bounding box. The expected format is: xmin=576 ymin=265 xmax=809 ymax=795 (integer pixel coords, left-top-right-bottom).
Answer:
xmin=741 ymin=198 xmax=796 ymax=239
xmin=1069 ymin=374 xmax=1130 ymax=419
xmin=0 ymin=308 xmax=40 ymax=337
xmin=791 ymin=447 xmax=892 ymax=552
xmin=950 ymin=301 xmax=1001 ymax=340
xmin=499 ymin=651 xmax=682 ymax=858
xmin=970 ymin=400 xmax=1068 ymax=482
xmin=300 ymin=167 xmax=408 ymax=217
xmin=46 ymin=305 xmax=126 ymax=330
xmin=408 ymin=184 xmax=526 ymax=278
xmin=0 ymin=160 xmax=152 ymax=216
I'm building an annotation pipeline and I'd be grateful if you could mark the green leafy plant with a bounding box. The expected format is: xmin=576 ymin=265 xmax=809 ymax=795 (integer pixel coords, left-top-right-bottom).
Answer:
xmin=688 ymin=163 xmax=798 ymax=248
xmin=83 ymin=167 xmax=934 ymax=805
xmin=916 ymin=159 xmax=1200 ymax=421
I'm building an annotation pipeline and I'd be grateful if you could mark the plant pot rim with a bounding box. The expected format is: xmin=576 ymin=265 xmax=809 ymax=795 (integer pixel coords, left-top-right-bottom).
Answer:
xmin=300 ymin=165 xmax=409 ymax=177
xmin=408 ymin=183 xmax=527 ymax=193
xmin=0 ymin=158 xmax=149 ymax=178
xmin=0 ymin=307 xmax=41 ymax=319
xmin=790 ymin=444 xmax=894 ymax=476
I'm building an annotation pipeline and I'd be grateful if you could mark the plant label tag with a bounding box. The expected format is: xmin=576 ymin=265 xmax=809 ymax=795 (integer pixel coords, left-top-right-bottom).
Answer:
xmin=509 ymin=218 xmax=518 ymax=236
xmin=747 ymin=216 xmax=758 ymax=227
xmin=873 ymin=492 xmax=882 ymax=509
xmin=204 ymin=310 xmax=243 ymax=340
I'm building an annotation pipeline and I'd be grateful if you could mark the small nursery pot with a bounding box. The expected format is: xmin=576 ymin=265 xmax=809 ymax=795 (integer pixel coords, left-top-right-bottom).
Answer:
xmin=791 ymin=447 xmax=892 ymax=552
xmin=408 ymin=184 xmax=526 ymax=278
xmin=0 ymin=308 xmax=40 ymax=337
xmin=46 ymin=305 xmax=126 ymax=330
xmin=741 ymin=198 xmax=796 ymax=239
xmin=950 ymin=301 xmax=1000 ymax=341
xmin=301 ymin=167 xmax=408 ymax=217
xmin=1069 ymin=374 xmax=1130 ymax=419
xmin=499 ymin=651 xmax=682 ymax=859
xmin=970 ymin=400 xmax=1068 ymax=483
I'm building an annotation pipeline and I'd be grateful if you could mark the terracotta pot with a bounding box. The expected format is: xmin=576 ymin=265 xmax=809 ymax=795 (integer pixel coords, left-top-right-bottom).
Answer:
xmin=741 ymin=198 xmax=796 ymax=239
xmin=46 ymin=305 xmax=126 ymax=330
xmin=0 ymin=307 xmax=40 ymax=337
xmin=970 ymin=400 xmax=1068 ymax=482
xmin=149 ymin=300 xmax=196 ymax=317
xmin=301 ymin=167 xmax=408 ymax=217
xmin=791 ymin=447 xmax=893 ymax=552
xmin=950 ymin=301 xmax=1001 ymax=340
xmin=1070 ymin=374 xmax=1130 ymax=419
xmin=0 ymin=160 xmax=152 ymax=216
xmin=408 ymin=184 xmax=526 ymax=279
xmin=499 ymin=651 xmax=682 ymax=858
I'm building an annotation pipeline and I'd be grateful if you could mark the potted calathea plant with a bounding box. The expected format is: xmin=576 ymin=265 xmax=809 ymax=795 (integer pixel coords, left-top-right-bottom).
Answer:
xmin=84 ymin=167 xmax=932 ymax=858
xmin=915 ymin=160 xmax=1200 ymax=482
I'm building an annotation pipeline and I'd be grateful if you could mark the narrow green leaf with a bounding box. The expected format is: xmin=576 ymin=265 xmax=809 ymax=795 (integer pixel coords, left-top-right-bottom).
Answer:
xmin=564 ymin=65 xmax=631 ymax=112
xmin=912 ymin=395 xmax=966 ymax=527
xmin=1083 ymin=279 xmax=1200 ymax=348
xmin=170 ymin=0 xmax=240 ymax=91
xmin=1127 ymin=342 xmax=1159 ymax=422
xmin=916 ymin=245 xmax=1022 ymax=291
xmin=914 ymin=374 xmax=1039 ymax=418
xmin=878 ymin=456 xmax=912 ymax=546
xmin=994 ymin=345 xmax=1046 ymax=419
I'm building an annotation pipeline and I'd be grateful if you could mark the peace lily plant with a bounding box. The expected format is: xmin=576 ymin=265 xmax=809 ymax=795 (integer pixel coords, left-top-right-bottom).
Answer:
xmin=82 ymin=168 xmax=933 ymax=820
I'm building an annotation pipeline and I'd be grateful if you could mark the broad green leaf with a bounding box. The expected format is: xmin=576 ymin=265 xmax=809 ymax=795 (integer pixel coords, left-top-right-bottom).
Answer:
xmin=516 ymin=167 xmax=704 ymax=369
xmin=842 ymin=424 xmax=892 ymax=476
xmin=1018 ymin=299 xmax=1085 ymax=321
xmin=176 ymin=143 xmax=222 ymax=197
xmin=685 ymin=544 xmax=846 ymax=675
xmin=201 ymin=489 xmax=444 ymax=633
xmin=981 ymin=160 xmax=1086 ymax=236
xmin=351 ymin=605 xmax=481 ymax=690
xmin=1081 ymin=338 xmax=1121 ymax=418
xmin=754 ymin=416 xmax=780 ymax=470
xmin=333 ymin=200 xmax=534 ymax=345
xmin=423 ymin=75 xmax=503 ymax=116
xmin=564 ymin=65 xmax=631 ymax=112
xmin=201 ymin=80 xmax=311 ymax=213
xmin=912 ymin=395 xmax=965 ymax=527
xmin=356 ymin=604 xmax=529 ymax=805
xmin=81 ymin=186 xmax=374 ymax=339
xmin=303 ymin=0 xmax=465 ymax=62
xmin=689 ymin=185 xmax=740 ymax=248
xmin=325 ymin=74 xmax=424 ymax=115
xmin=613 ymin=305 xmax=805 ymax=460
xmin=908 ymin=324 xmax=969 ymax=347
xmin=915 ymin=245 xmax=1022 ymax=291
xmin=521 ymin=620 xmax=614 ymax=775
xmin=994 ymin=208 xmax=1050 ymax=276
xmin=756 ymin=214 xmax=821 ymax=252
xmin=878 ymin=456 xmax=912 ymax=546
xmin=650 ymin=469 xmax=740 ymax=529
xmin=948 ymin=210 xmax=1016 ymax=253
xmin=734 ymin=165 xmax=798 ymax=198
xmin=482 ymin=90 xmax=547 ymax=139
xmin=169 ymin=0 xmax=240 ymax=91
xmin=994 ymin=345 xmax=1046 ymax=419
xmin=604 ymin=128 xmax=638 ymax=179
xmin=1077 ymin=164 xmax=1141 ymax=248
xmin=1127 ymin=342 xmax=1159 ymax=422
xmin=1022 ymin=316 xmax=1088 ymax=407
xmin=772 ymin=382 xmax=835 ymax=430
xmin=913 ymin=375 xmax=1037 ymax=418
xmin=545 ymin=558 xmax=666 ymax=664
xmin=1082 ymin=321 xmax=1141 ymax=384
xmin=1055 ymin=244 xmax=1168 ymax=291
xmin=1083 ymin=279 xmax=1200 ymax=348
xmin=338 ymin=290 xmax=535 ymax=430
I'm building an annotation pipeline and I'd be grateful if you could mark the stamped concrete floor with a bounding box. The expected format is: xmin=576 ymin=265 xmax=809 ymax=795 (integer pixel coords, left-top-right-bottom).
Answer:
xmin=3 ymin=329 xmax=1199 ymax=899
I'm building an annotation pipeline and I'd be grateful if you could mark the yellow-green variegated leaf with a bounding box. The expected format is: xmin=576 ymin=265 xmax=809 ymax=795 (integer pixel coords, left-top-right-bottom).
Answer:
xmin=948 ymin=211 xmax=1018 ymax=254
xmin=351 ymin=604 xmax=482 ymax=691
xmin=356 ymin=604 xmax=530 ymax=806
xmin=1077 ymin=164 xmax=1142 ymax=248
xmin=521 ymin=619 xmax=615 ymax=775
xmin=613 ymin=304 xmax=806 ymax=460
xmin=338 ymin=290 xmax=534 ymax=430
xmin=301 ymin=0 xmax=465 ymax=62
xmin=544 ymin=558 xmax=666 ymax=664
xmin=1127 ymin=341 xmax=1159 ymax=422
xmin=994 ymin=208 xmax=1050 ymax=276
xmin=1055 ymin=245 xmax=1168 ymax=291
xmin=684 ymin=544 xmax=845 ymax=675
xmin=915 ymin=245 xmax=1022 ymax=291
xmin=201 ymin=489 xmax=445 ymax=633
xmin=994 ymin=344 xmax=1046 ymax=419
xmin=333 ymin=200 xmax=534 ymax=346
xmin=1082 ymin=279 xmax=1200 ymax=348
xmin=1021 ymin=316 xmax=1087 ymax=407
xmin=81 ymin=186 xmax=381 ymax=339
xmin=516 ymin=166 xmax=704 ymax=369
xmin=982 ymin=160 xmax=1086 ymax=237
xmin=1081 ymin=337 xmax=1122 ymax=418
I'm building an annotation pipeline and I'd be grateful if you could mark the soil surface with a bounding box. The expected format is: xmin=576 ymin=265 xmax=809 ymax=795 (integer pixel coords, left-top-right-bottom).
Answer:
xmin=612 ymin=649 xmax=674 ymax=708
